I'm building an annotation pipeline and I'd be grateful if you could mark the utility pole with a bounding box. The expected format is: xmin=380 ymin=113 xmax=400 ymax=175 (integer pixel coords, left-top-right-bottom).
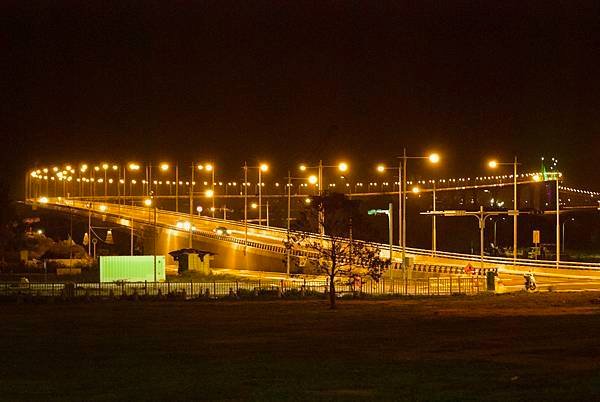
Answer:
xmin=556 ymin=176 xmax=560 ymax=268
xmin=244 ymin=162 xmax=248 ymax=255
xmin=432 ymin=180 xmax=436 ymax=256
xmin=175 ymin=164 xmax=179 ymax=213
xmin=286 ymin=172 xmax=291 ymax=276
xmin=513 ymin=156 xmax=518 ymax=265
xmin=188 ymin=164 xmax=194 ymax=248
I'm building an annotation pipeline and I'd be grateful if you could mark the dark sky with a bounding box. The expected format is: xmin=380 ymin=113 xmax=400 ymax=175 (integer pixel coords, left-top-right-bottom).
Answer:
xmin=3 ymin=1 xmax=600 ymax=194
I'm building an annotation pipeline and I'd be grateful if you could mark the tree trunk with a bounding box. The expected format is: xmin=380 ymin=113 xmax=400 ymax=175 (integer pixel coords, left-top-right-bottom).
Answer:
xmin=329 ymin=274 xmax=336 ymax=309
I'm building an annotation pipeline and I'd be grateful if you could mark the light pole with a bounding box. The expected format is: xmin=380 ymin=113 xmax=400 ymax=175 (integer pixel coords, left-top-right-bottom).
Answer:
xmin=197 ymin=163 xmax=216 ymax=217
xmin=189 ymin=163 xmax=197 ymax=248
xmin=102 ymin=163 xmax=109 ymax=199
xmin=300 ymin=161 xmax=348 ymax=235
xmin=556 ymin=175 xmax=561 ymax=268
xmin=159 ymin=162 xmax=178 ymax=212
xmin=243 ymin=162 xmax=269 ymax=248
xmin=488 ymin=157 xmax=520 ymax=266
xmin=258 ymin=163 xmax=268 ymax=225
xmin=368 ymin=203 xmax=394 ymax=264
xmin=562 ymin=217 xmax=574 ymax=253
xmin=432 ymin=180 xmax=437 ymax=256
xmin=285 ymin=171 xmax=315 ymax=275
xmin=144 ymin=196 xmax=157 ymax=283
xmin=251 ymin=201 xmax=269 ymax=226
xmin=387 ymin=151 xmax=439 ymax=288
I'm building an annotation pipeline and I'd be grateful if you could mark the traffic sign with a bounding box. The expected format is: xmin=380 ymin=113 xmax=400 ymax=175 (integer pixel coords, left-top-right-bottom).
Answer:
xmin=368 ymin=209 xmax=389 ymax=216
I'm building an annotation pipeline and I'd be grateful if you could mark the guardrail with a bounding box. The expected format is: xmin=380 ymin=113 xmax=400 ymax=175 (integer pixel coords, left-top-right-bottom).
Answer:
xmin=30 ymin=197 xmax=600 ymax=271
xmin=0 ymin=276 xmax=486 ymax=298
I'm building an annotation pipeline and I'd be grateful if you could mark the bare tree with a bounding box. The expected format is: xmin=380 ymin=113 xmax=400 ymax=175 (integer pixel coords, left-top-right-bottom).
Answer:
xmin=286 ymin=192 xmax=390 ymax=308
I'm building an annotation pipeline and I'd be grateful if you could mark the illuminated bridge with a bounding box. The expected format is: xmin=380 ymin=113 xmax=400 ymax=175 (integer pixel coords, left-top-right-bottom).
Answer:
xmin=25 ymin=160 xmax=600 ymax=278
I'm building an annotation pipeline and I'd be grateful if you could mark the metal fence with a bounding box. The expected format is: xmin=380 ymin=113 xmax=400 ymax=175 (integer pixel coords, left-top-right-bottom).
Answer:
xmin=0 ymin=276 xmax=486 ymax=299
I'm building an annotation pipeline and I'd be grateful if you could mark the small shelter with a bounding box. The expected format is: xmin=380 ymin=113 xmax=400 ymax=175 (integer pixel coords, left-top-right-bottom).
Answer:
xmin=169 ymin=248 xmax=215 ymax=275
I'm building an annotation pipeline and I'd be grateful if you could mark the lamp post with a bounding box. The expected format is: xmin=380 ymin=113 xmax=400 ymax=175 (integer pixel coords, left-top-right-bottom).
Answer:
xmin=376 ymin=163 xmax=402 ymax=267
xmin=432 ymin=180 xmax=437 ymax=256
xmin=251 ymin=201 xmax=269 ymax=226
xmin=300 ymin=161 xmax=348 ymax=235
xmin=102 ymin=163 xmax=109 ymax=199
xmin=368 ymin=203 xmax=394 ymax=264
xmin=242 ymin=162 xmax=269 ymax=252
xmin=401 ymin=151 xmax=439 ymax=289
xmin=197 ymin=163 xmax=216 ymax=217
xmin=144 ymin=196 xmax=157 ymax=283
xmin=159 ymin=162 xmax=179 ymax=212
xmin=556 ymin=175 xmax=561 ymax=268
xmin=488 ymin=157 xmax=520 ymax=266
xmin=381 ymin=151 xmax=438 ymax=287
xmin=562 ymin=217 xmax=574 ymax=253
xmin=258 ymin=163 xmax=268 ymax=225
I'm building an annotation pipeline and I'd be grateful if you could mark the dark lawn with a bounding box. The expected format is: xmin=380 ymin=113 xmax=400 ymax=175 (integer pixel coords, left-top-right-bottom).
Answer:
xmin=1 ymin=292 xmax=600 ymax=401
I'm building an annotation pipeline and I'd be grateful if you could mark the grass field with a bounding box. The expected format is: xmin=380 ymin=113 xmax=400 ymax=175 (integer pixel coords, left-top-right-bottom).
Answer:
xmin=1 ymin=292 xmax=600 ymax=401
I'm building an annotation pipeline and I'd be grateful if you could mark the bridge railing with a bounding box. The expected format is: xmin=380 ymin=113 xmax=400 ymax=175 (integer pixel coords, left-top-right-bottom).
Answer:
xmin=31 ymin=197 xmax=600 ymax=271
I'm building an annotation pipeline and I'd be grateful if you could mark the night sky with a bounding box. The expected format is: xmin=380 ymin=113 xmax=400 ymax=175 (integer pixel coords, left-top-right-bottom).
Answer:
xmin=3 ymin=1 xmax=600 ymax=195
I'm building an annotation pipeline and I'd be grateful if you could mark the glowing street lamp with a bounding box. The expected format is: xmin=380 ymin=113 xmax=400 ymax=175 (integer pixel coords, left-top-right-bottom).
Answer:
xmin=396 ymin=150 xmax=442 ymax=286
xmin=487 ymin=156 xmax=520 ymax=266
xmin=298 ymin=160 xmax=349 ymax=236
xmin=242 ymin=162 xmax=269 ymax=252
xmin=196 ymin=162 xmax=216 ymax=217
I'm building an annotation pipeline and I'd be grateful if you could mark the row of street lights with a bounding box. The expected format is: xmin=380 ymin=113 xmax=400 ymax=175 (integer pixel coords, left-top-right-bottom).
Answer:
xmin=29 ymin=156 xmax=554 ymax=269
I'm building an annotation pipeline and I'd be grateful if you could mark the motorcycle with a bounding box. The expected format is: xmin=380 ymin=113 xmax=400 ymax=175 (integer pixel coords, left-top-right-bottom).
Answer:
xmin=524 ymin=273 xmax=537 ymax=291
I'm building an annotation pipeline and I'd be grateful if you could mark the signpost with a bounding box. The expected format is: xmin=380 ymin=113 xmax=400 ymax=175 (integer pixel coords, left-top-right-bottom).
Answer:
xmin=421 ymin=207 xmax=520 ymax=270
xmin=368 ymin=203 xmax=394 ymax=276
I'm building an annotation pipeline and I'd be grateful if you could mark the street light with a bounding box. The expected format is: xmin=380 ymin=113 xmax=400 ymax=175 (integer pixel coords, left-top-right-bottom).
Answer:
xmin=144 ymin=196 xmax=157 ymax=282
xmin=158 ymin=162 xmax=179 ymax=212
xmin=562 ymin=218 xmax=574 ymax=253
xmin=197 ymin=162 xmax=216 ymax=217
xmin=102 ymin=163 xmax=109 ymax=199
xmin=251 ymin=201 xmax=269 ymax=226
xmin=299 ymin=161 xmax=348 ymax=236
xmin=243 ymin=162 xmax=269 ymax=253
xmin=397 ymin=150 xmax=440 ymax=290
xmin=488 ymin=156 xmax=520 ymax=266
xmin=284 ymin=171 xmax=316 ymax=275
xmin=368 ymin=204 xmax=394 ymax=266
